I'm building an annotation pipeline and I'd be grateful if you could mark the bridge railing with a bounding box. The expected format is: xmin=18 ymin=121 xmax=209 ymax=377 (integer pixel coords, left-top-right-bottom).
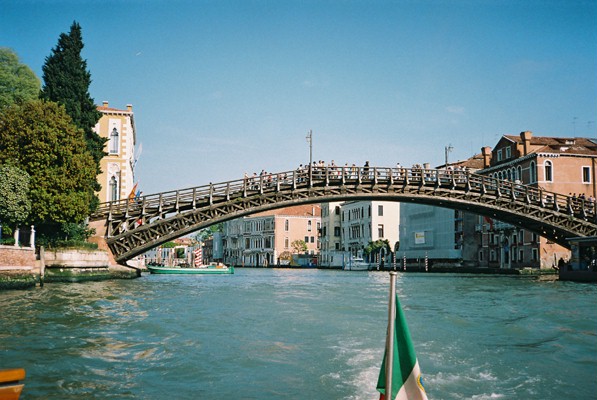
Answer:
xmin=93 ymin=166 xmax=596 ymax=222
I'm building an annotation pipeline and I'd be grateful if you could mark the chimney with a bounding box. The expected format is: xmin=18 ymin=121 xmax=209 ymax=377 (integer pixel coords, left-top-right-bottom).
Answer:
xmin=126 ymin=104 xmax=133 ymax=112
xmin=520 ymin=131 xmax=532 ymax=156
xmin=102 ymin=101 xmax=108 ymax=107
xmin=482 ymin=146 xmax=492 ymax=168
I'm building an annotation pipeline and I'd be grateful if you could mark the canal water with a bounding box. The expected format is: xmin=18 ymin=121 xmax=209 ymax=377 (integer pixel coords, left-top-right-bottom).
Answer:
xmin=1 ymin=269 xmax=595 ymax=399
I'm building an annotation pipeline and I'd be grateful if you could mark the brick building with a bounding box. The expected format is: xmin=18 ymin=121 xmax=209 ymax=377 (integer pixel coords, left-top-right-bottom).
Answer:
xmin=475 ymin=131 xmax=597 ymax=269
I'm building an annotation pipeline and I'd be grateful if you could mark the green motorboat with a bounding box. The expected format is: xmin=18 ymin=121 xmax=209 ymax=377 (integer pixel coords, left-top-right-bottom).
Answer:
xmin=147 ymin=263 xmax=234 ymax=275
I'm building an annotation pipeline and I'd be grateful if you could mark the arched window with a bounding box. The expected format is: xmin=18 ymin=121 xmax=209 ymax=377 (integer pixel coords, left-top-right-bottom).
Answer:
xmin=110 ymin=128 xmax=119 ymax=154
xmin=544 ymin=160 xmax=553 ymax=182
xmin=507 ymin=169 xmax=512 ymax=181
xmin=109 ymin=176 xmax=118 ymax=201
xmin=517 ymin=166 xmax=522 ymax=182
xmin=530 ymin=161 xmax=536 ymax=183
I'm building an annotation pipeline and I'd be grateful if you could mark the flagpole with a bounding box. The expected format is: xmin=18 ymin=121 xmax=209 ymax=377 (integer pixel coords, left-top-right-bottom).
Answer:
xmin=385 ymin=271 xmax=397 ymax=399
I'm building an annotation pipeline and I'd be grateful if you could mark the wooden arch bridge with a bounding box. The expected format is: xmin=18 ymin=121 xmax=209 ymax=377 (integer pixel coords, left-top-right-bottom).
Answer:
xmin=89 ymin=166 xmax=597 ymax=264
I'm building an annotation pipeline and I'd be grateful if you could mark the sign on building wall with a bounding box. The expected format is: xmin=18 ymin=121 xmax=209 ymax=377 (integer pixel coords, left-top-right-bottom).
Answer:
xmin=414 ymin=231 xmax=426 ymax=244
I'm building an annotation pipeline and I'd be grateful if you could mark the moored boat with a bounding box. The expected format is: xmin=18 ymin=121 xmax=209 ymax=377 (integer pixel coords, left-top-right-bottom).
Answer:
xmin=344 ymin=257 xmax=371 ymax=271
xmin=147 ymin=262 xmax=234 ymax=275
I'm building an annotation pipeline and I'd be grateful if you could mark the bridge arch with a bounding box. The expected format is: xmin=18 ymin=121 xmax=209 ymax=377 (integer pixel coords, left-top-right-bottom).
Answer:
xmin=89 ymin=166 xmax=597 ymax=263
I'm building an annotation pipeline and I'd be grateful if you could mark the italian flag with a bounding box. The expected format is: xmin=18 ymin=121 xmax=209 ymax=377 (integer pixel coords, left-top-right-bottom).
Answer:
xmin=376 ymin=295 xmax=428 ymax=400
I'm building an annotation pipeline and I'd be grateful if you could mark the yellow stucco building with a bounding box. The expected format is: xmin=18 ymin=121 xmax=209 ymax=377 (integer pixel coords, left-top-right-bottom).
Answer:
xmin=94 ymin=101 xmax=138 ymax=202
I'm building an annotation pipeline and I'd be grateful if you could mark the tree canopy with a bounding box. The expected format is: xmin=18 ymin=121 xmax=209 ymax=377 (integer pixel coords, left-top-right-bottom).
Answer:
xmin=0 ymin=48 xmax=41 ymax=109
xmin=0 ymin=164 xmax=31 ymax=229
xmin=40 ymin=21 xmax=105 ymax=167
xmin=0 ymin=100 xmax=98 ymax=233
xmin=291 ymin=239 xmax=307 ymax=254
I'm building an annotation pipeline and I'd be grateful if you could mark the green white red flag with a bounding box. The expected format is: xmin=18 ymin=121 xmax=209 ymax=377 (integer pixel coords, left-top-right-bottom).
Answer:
xmin=376 ymin=295 xmax=428 ymax=400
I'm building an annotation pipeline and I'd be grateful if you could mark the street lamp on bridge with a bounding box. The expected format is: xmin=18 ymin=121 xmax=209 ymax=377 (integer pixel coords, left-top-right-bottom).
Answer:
xmin=306 ymin=129 xmax=313 ymax=167
xmin=445 ymin=144 xmax=453 ymax=169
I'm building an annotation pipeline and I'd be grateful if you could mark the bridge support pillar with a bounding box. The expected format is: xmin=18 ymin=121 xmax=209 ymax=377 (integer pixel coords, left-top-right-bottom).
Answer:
xmin=88 ymin=219 xmax=141 ymax=276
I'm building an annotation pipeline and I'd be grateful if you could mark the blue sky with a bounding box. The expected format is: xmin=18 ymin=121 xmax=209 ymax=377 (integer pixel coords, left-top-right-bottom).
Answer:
xmin=2 ymin=0 xmax=596 ymax=194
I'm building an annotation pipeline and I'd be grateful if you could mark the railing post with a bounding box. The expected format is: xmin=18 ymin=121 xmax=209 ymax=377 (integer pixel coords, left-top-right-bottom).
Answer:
xmin=309 ymin=165 xmax=313 ymax=188
xmin=341 ymin=166 xmax=346 ymax=185
xmin=243 ymin=176 xmax=248 ymax=197
xmin=292 ymin=170 xmax=297 ymax=190
xmin=276 ymin=174 xmax=280 ymax=192
xmin=226 ymin=182 xmax=231 ymax=200
xmin=465 ymin=170 xmax=472 ymax=192
xmin=175 ymin=190 xmax=180 ymax=212
xmin=374 ymin=168 xmax=378 ymax=185
xmin=209 ymin=183 xmax=214 ymax=205
xmin=325 ymin=166 xmax=330 ymax=186
xmin=358 ymin=167 xmax=362 ymax=185
xmin=192 ymin=188 xmax=197 ymax=209
xmin=389 ymin=167 xmax=394 ymax=185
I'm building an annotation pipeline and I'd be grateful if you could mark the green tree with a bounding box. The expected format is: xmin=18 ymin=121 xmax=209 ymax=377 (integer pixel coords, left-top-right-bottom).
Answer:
xmin=0 ymin=164 xmax=31 ymax=236
xmin=194 ymin=223 xmax=223 ymax=242
xmin=0 ymin=48 xmax=41 ymax=109
xmin=0 ymin=100 xmax=98 ymax=239
xmin=40 ymin=21 xmax=106 ymax=169
xmin=291 ymin=239 xmax=308 ymax=254
xmin=364 ymin=239 xmax=391 ymax=257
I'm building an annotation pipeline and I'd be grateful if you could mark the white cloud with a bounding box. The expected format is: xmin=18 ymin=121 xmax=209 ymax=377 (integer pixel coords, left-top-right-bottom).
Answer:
xmin=445 ymin=106 xmax=466 ymax=115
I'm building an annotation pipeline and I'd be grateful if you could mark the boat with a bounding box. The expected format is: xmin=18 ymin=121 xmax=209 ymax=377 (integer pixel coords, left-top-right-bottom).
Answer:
xmin=147 ymin=262 xmax=234 ymax=275
xmin=0 ymin=368 xmax=25 ymax=400
xmin=344 ymin=257 xmax=371 ymax=271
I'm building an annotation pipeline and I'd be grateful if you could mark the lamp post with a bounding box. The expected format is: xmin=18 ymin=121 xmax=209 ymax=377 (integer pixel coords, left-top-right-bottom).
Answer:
xmin=444 ymin=144 xmax=453 ymax=169
xmin=306 ymin=130 xmax=313 ymax=167
xmin=306 ymin=130 xmax=313 ymax=182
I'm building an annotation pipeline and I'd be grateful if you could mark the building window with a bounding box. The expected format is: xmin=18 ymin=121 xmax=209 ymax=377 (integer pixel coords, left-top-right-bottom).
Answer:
xmin=310 ymin=236 xmax=315 ymax=243
xmin=544 ymin=160 xmax=553 ymax=182
xmin=532 ymin=248 xmax=539 ymax=261
xmin=335 ymin=243 xmax=340 ymax=250
xmin=304 ymin=236 xmax=309 ymax=243
xmin=582 ymin=166 xmax=591 ymax=183
xmin=511 ymin=247 xmax=517 ymax=261
xmin=517 ymin=166 xmax=522 ymax=182
xmin=307 ymin=220 xmax=312 ymax=232
xmin=505 ymin=147 xmax=511 ymax=159
xmin=334 ymin=226 xmax=341 ymax=237
xmin=285 ymin=220 xmax=289 ymax=231
xmin=284 ymin=237 xmax=289 ymax=248
xmin=519 ymin=249 xmax=524 ymax=262
xmin=109 ymin=128 xmax=119 ymax=154
xmin=478 ymin=250 xmax=484 ymax=261
xmin=335 ymin=206 xmax=340 ymax=215
xmin=378 ymin=224 xmax=384 ymax=238
xmin=378 ymin=205 xmax=383 ymax=216
xmin=518 ymin=230 xmax=524 ymax=244
xmin=490 ymin=250 xmax=496 ymax=262
xmin=530 ymin=161 xmax=536 ymax=183
xmin=497 ymin=149 xmax=502 ymax=162
xmin=109 ymin=176 xmax=118 ymax=201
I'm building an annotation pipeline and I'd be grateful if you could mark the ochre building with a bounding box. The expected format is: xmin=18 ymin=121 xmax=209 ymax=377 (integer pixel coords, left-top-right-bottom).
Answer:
xmin=94 ymin=101 xmax=138 ymax=202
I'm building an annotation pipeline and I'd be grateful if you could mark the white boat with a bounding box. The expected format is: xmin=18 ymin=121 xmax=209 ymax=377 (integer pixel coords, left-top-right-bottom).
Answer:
xmin=344 ymin=257 xmax=370 ymax=271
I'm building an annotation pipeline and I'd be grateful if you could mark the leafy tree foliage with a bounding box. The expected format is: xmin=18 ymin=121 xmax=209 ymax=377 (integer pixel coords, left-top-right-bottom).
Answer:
xmin=0 ymin=100 xmax=98 ymax=237
xmin=364 ymin=239 xmax=391 ymax=256
xmin=0 ymin=164 xmax=31 ymax=229
xmin=40 ymin=21 xmax=105 ymax=168
xmin=0 ymin=48 xmax=41 ymax=109
xmin=291 ymin=239 xmax=307 ymax=254
xmin=194 ymin=223 xmax=223 ymax=242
